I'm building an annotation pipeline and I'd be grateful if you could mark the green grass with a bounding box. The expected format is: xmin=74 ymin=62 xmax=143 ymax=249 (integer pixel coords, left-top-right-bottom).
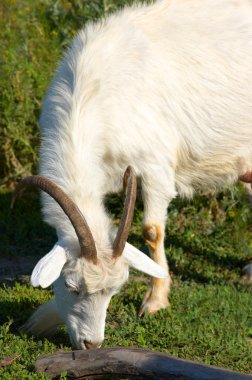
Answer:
xmin=1 ymin=0 xmax=252 ymax=378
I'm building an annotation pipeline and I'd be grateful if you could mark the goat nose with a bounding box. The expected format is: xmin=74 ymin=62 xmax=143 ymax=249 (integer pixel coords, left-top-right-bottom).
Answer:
xmin=84 ymin=340 xmax=102 ymax=349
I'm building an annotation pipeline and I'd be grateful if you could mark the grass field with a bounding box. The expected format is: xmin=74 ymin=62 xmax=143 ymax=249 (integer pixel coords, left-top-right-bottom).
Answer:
xmin=1 ymin=0 xmax=252 ymax=378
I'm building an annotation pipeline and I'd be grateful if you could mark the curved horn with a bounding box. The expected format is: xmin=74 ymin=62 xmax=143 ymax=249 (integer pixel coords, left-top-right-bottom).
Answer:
xmin=113 ymin=166 xmax=137 ymax=258
xmin=11 ymin=176 xmax=97 ymax=264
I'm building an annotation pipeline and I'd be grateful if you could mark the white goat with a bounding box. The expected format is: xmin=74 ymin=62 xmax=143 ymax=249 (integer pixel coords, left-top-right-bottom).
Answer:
xmin=14 ymin=0 xmax=252 ymax=349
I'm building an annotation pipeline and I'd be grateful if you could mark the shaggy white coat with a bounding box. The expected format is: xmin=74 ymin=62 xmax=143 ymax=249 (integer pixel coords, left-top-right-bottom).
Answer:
xmin=25 ymin=0 xmax=252 ymax=349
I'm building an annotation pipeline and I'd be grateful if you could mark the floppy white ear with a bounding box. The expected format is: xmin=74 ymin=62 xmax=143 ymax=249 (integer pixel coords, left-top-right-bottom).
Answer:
xmin=123 ymin=242 xmax=168 ymax=278
xmin=31 ymin=243 xmax=67 ymax=288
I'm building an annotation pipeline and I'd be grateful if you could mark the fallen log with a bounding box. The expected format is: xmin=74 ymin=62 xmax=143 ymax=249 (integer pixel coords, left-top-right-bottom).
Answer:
xmin=35 ymin=347 xmax=252 ymax=380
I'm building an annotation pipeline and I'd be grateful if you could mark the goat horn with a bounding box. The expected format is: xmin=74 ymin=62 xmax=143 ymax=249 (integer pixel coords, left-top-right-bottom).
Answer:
xmin=113 ymin=166 xmax=137 ymax=258
xmin=11 ymin=176 xmax=97 ymax=264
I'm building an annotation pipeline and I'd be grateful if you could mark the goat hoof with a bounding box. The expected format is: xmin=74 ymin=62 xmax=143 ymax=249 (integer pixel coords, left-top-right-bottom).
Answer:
xmin=138 ymin=289 xmax=170 ymax=317
xmin=138 ymin=299 xmax=170 ymax=317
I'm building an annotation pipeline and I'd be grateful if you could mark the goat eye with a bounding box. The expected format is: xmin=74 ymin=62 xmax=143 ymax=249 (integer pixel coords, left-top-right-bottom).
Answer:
xmin=64 ymin=280 xmax=80 ymax=295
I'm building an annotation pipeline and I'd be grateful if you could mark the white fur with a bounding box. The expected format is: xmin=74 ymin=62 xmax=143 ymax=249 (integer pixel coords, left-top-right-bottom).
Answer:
xmin=25 ymin=0 xmax=252 ymax=348
xmin=23 ymin=300 xmax=63 ymax=336
xmin=31 ymin=243 xmax=67 ymax=288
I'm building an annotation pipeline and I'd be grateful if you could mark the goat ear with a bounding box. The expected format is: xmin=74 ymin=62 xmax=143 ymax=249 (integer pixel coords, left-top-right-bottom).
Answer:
xmin=123 ymin=243 xmax=168 ymax=279
xmin=31 ymin=243 xmax=67 ymax=288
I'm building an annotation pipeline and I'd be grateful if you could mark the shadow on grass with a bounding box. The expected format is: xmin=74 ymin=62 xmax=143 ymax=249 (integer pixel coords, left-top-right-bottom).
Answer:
xmin=0 ymin=297 xmax=70 ymax=348
xmin=0 ymin=189 xmax=56 ymax=277
xmin=129 ymin=226 xmax=252 ymax=287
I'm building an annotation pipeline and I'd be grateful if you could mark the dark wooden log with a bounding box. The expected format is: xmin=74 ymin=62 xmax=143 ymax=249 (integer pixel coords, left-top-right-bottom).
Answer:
xmin=35 ymin=347 xmax=252 ymax=380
